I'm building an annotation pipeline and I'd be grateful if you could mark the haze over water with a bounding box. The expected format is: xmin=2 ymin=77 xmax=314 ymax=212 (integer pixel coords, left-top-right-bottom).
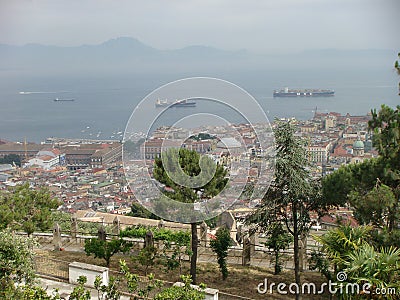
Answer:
xmin=0 ymin=64 xmax=398 ymax=143
xmin=0 ymin=0 xmax=398 ymax=142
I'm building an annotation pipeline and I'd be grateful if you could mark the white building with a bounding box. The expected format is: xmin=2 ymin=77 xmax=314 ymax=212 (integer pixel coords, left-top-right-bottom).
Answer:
xmin=307 ymin=142 xmax=331 ymax=164
xmin=24 ymin=149 xmax=65 ymax=170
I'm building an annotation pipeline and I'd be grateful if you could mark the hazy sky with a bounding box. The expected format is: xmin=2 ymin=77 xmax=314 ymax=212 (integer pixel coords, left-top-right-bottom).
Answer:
xmin=0 ymin=0 xmax=399 ymax=53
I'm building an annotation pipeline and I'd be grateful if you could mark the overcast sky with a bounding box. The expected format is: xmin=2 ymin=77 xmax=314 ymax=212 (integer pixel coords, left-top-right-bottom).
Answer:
xmin=0 ymin=0 xmax=399 ymax=53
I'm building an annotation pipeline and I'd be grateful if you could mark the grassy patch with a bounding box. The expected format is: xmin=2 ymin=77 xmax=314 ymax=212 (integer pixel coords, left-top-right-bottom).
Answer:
xmin=37 ymin=249 xmax=330 ymax=299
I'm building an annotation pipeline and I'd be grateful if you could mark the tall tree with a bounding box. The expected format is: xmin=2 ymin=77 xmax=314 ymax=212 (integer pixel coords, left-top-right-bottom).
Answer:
xmin=369 ymin=104 xmax=400 ymax=231
xmin=322 ymin=157 xmax=385 ymax=207
xmin=153 ymin=148 xmax=227 ymax=284
xmin=248 ymin=121 xmax=322 ymax=300
xmin=0 ymin=183 xmax=60 ymax=235
xmin=348 ymin=181 xmax=396 ymax=228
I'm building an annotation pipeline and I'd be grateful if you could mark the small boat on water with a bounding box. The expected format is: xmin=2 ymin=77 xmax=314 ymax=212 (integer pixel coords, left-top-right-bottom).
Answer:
xmin=54 ymin=98 xmax=75 ymax=102
xmin=155 ymin=99 xmax=169 ymax=107
xmin=155 ymin=99 xmax=196 ymax=107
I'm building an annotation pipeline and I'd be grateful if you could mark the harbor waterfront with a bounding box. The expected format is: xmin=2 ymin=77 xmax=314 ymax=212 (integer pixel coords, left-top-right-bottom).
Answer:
xmin=1 ymin=109 xmax=374 ymax=199
xmin=0 ymin=65 xmax=398 ymax=143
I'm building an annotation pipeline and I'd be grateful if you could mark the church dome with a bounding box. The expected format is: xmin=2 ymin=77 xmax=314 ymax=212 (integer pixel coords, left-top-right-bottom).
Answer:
xmin=353 ymin=140 xmax=364 ymax=149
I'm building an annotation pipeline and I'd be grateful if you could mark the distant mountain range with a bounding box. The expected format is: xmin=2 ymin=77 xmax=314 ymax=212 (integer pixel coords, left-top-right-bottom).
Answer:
xmin=0 ymin=37 xmax=395 ymax=75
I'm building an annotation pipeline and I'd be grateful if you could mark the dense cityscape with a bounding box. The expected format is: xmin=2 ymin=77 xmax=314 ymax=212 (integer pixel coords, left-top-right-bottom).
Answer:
xmin=1 ymin=96 xmax=399 ymax=300
xmin=1 ymin=1 xmax=399 ymax=299
xmin=0 ymin=110 xmax=373 ymax=231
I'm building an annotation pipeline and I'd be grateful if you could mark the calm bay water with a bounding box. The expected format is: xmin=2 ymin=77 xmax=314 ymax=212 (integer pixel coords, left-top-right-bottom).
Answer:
xmin=0 ymin=67 xmax=398 ymax=143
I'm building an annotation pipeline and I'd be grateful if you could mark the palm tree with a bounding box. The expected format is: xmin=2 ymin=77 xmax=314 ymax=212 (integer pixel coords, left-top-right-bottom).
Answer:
xmin=313 ymin=225 xmax=372 ymax=271
xmin=344 ymin=245 xmax=400 ymax=300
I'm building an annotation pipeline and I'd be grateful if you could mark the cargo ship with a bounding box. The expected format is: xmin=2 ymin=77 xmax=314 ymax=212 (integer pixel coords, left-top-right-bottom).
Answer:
xmin=155 ymin=99 xmax=196 ymax=107
xmin=273 ymin=87 xmax=334 ymax=97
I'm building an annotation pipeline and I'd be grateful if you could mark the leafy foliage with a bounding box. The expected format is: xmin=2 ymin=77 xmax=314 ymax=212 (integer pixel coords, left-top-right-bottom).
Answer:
xmin=0 ymin=230 xmax=63 ymax=299
xmin=312 ymin=225 xmax=372 ymax=271
xmin=153 ymin=148 xmax=228 ymax=204
xmin=343 ymin=244 xmax=400 ymax=299
xmin=248 ymin=120 xmax=322 ymax=297
xmin=52 ymin=211 xmax=112 ymax=235
xmin=160 ymin=234 xmax=192 ymax=275
xmin=122 ymin=225 xmax=191 ymax=274
xmin=133 ymin=246 xmax=158 ymax=275
xmin=323 ymin=105 xmax=400 ymax=233
xmin=263 ymin=223 xmax=292 ymax=275
xmin=0 ymin=183 xmax=60 ymax=235
xmin=210 ymin=227 xmax=232 ymax=280
xmin=188 ymin=133 xmax=216 ymax=141
xmin=314 ymin=102 xmax=400 ymax=297
xmin=370 ymin=228 xmax=400 ymax=249
xmin=121 ymin=225 xmax=190 ymax=244
xmin=153 ymin=275 xmax=205 ymax=300
xmin=322 ymin=157 xmax=385 ymax=207
xmin=369 ymin=104 xmax=400 ymax=231
xmin=369 ymin=104 xmax=400 ymax=178
xmin=120 ymin=260 xmax=163 ymax=299
xmin=311 ymin=225 xmax=400 ymax=299
xmin=69 ymin=276 xmax=91 ymax=300
xmin=94 ymin=275 xmax=121 ymax=300
xmin=127 ymin=202 xmax=160 ymax=220
xmin=5 ymin=285 xmax=61 ymax=300
xmin=309 ymin=250 xmax=332 ymax=281
xmin=153 ymin=148 xmax=227 ymax=284
xmin=66 ymin=263 xmax=165 ymax=300
xmin=348 ymin=182 xmax=396 ymax=228
xmin=0 ymin=230 xmax=38 ymax=297
xmin=204 ymin=216 xmax=218 ymax=229
xmin=84 ymin=238 xmax=132 ymax=267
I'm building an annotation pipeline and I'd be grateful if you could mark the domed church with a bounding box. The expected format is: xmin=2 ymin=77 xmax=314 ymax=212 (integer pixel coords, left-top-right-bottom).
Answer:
xmin=353 ymin=139 xmax=365 ymax=157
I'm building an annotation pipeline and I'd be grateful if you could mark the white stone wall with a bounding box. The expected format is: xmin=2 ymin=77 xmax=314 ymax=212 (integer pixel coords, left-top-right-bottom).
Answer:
xmin=69 ymin=262 xmax=109 ymax=288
